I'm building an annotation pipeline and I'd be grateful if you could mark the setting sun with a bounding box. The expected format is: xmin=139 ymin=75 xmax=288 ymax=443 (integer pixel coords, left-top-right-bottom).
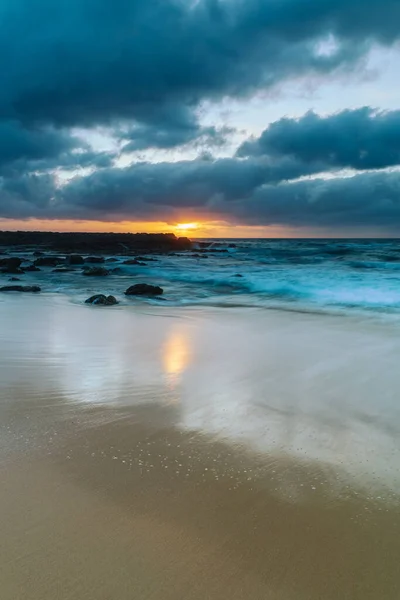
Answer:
xmin=176 ymin=222 xmax=199 ymax=232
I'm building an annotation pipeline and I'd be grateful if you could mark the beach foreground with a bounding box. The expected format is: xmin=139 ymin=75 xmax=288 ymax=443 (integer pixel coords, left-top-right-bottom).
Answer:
xmin=1 ymin=296 xmax=400 ymax=599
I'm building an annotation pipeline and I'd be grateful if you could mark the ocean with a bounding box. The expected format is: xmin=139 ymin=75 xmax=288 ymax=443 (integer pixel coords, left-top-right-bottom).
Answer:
xmin=3 ymin=238 xmax=400 ymax=317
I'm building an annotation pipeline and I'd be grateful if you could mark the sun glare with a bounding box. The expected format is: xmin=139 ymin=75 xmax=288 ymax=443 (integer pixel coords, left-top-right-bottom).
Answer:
xmin=176 ymin=222 xmax=198 ymax=232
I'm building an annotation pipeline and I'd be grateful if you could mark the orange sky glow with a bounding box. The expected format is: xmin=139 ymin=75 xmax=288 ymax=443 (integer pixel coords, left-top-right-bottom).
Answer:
xmin=0 ymin=218 xmax=299 ymax=238
xmin=0 ymin=219 xmax=387 ymax=238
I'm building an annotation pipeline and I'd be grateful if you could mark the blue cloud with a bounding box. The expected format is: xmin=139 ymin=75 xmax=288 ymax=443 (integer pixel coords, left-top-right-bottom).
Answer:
xmin=1 ymin=0 xmax=399 ymax=129
xmin=238 ymin=108 xmax=400 ymax=170
xmin=1 ymin=156 xmax=392 ymax=232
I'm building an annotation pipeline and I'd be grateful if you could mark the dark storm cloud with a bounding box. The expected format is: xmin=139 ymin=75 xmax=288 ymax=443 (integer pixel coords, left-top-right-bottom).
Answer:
xmin=0 ymin=172 xmax=57 ymax=219
xmin=0 ymin=120 xmax=116 ymax=177
xmin=0 ymin=121 xmax=76 ymax=168
xmin=120 ymin=106 xmax=233 ymax=151
xmin=2 ymin=151 xmax=400 ymax=231
xmin=238 ymin=108 xmax=400 ymax=171
xmin=122 ymin=123 xmax=232 ymax=152
xmin=4 ymin=156 xmax=390 ymax=232
xmin=57 ymin=156 xmax=319 ymax=216
xmin=1 ymin=0 xmax=399 ymax=130
xmin=226 ymin=171 xmax=400 ymax=230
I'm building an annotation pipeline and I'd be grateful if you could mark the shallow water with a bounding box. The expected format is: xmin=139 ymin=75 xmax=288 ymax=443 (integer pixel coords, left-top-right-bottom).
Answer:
xmin=3 ymin=238 xmax=400 ymax=317
xmin=1 ymin=294 xmax=400 ymax=493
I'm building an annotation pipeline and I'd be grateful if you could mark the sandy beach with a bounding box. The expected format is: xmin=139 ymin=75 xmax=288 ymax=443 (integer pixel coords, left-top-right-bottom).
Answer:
xmin=1 ymin=295 xmax=400 ymax=599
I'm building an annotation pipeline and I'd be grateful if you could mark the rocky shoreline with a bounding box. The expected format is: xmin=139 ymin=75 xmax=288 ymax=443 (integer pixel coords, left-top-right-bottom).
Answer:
xmin=0 ymin=231 xmax=191 ymax=303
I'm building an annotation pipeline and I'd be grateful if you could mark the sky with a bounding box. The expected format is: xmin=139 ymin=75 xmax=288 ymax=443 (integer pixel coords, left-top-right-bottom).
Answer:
xmin=1 ymin=0 xmax=400 ymax=238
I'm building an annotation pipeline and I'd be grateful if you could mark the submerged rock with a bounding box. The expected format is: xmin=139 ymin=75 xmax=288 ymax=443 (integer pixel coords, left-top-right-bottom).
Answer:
xmin=68 ymin=255 xmax=85 ymax=265
xmin=0 ymin=285 xmax=41 ymax=292
xmin=9 ymin=277 xmax=21 ymax=281
xmin=82 ymin=267 xmax=110 ymax=277
xmin=123 ymin=259 xmax=146 ymax=265
xmin=24 ymin=264 xmax=41 ymax=272
xmin=34 ymin=256 xmax=63 ymax=267
xmin=125 ymin=283 xmax=163 ymax=296
xmin=85 ymin=294 xmax=118 ymax=305
xmin=0 ymin=257 xmax=23 ymax=273
xmin=85 ymin=256 xmax=105 ymax=263
xmin=0 ymin=257 xmax=21 ymax=269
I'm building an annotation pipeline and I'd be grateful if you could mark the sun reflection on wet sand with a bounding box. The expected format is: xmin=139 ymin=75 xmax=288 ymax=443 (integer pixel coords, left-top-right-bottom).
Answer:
xmin=162 ymin=325 xmax=192 ymax=400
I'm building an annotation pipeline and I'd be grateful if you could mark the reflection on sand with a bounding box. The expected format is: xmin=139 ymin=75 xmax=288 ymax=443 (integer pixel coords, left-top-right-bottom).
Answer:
xmin=162 ymin=323 xmax=192 ymax=398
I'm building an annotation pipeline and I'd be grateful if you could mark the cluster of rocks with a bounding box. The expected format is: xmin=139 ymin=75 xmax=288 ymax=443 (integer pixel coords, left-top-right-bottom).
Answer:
xmin=0 ymin=227 xmax=199 ymax=307
xmin=0 ymin=253 xmax=155 ymax=277
xmin=1 ymin=249 xmax=178 ymax=277
xmin=0 ymin=257 xmax=25 ymax=274
xmin=0 ymin=252 xmax=164 ymax=304
xmin=85 ymin=294 xmax=118 ymax=306
xmin=0 ymin=233 xmax=241 ymax=306
xmin=84 ymin=284 xmax=164 ymax=306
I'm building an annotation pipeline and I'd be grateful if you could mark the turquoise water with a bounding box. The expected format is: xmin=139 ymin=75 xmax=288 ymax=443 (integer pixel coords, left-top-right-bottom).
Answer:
xmin=1 ymin=238 xmax=400 ymax=316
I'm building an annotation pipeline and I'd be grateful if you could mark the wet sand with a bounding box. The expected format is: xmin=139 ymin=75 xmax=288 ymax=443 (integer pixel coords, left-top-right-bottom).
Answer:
xmin=1 ymin=295 xmax=400 ymax=599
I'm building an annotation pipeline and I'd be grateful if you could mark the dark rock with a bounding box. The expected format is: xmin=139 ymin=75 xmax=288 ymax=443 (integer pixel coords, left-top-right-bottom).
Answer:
xmin=105 ymin=258 xmax=118 ymax=262
xmin=34 ymin=256 xmax=63 ymax=267
xmin=85 ymin=256 xmax=105 ymax=263
xmin=9 ymin=277 xmax=21 ymax=281
xmin=0 ymin=285 xmax=41 ymax=292
xmin=233 ymin=274 xmax=243 ymax=278
xmin=24 ymin=265 xmax=41 ymax=272
xmin=110 ymin=267 xmax=124 ymax=274
xmin=123 ymin=259 xmax=146 ymax=266
xmin=85 ymin=294 xmax=118 ymax=305
xmin=33 ymin=251 xmax=44 ymax=257
xmin=68 ymin=255 xmax=85 ymax=265
xmin=136 ymin=256 xmax=158 ymax=262
xmin=82 ymin=267 xmax=110 ymax=277
xmin=0 ymin=259 xmax=24 ymax=274
xmin=0 ymin=257 xmax=22 ymax=274
xmin=125 ymin=284 xmax=163 ymax=296
xmin=228 ymin=243 xmax=237 ymax=248
xmin=0 ymin=257 xmax=21 ymax=268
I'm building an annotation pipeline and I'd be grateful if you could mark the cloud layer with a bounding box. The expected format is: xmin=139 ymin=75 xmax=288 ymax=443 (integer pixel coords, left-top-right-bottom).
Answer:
xmin=1 ymin=0 xmax=400 ymax=233
xmin=2 ymin=154 xmax=399 ymax=233
xmin=238 ymin=107 xmax=400 ymax=170
xmin=3 ymin=0 xmax=400 ymax=129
